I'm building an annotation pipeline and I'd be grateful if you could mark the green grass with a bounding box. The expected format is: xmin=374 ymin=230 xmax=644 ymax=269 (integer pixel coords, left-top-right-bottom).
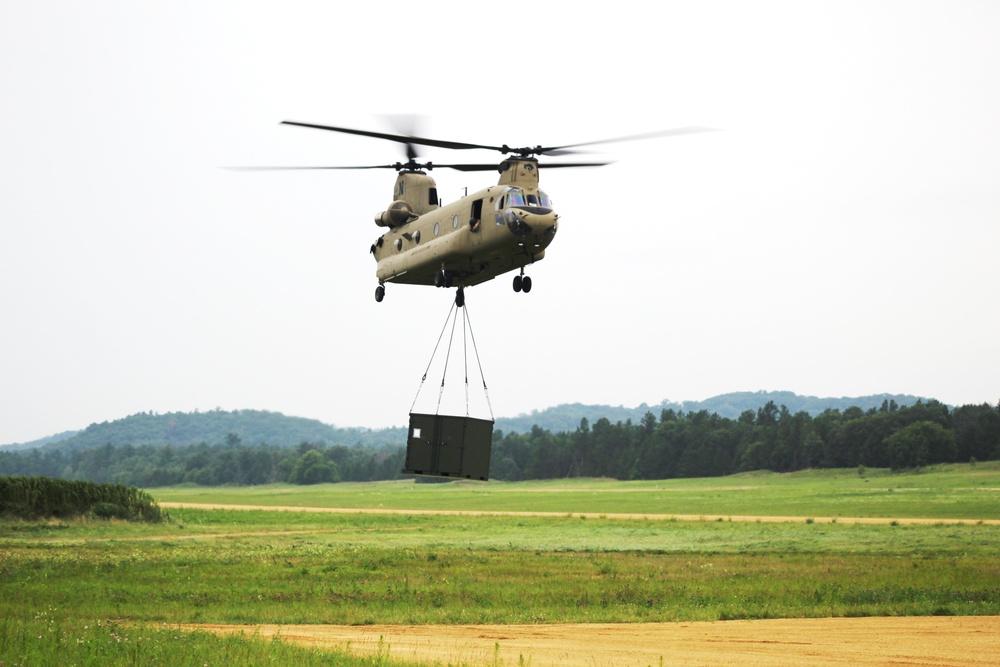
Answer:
xmin=3 ymin=511 xmax=998 ymax=624
xmin=0 ymin=615 xmax=401 ymax=667
xmin=3 ymin=465 xmax=999 ymax=665
xmin=149 ymin=462 xmax=1000 ymax=520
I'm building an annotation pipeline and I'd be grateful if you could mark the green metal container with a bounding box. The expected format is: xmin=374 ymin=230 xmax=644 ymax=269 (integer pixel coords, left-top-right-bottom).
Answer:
xmin=402 ymin=412 xmax=494 ymax=480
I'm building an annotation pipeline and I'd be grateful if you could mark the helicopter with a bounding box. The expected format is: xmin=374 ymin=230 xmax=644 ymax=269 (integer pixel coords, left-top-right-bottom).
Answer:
xmin=248 ymin=121 xmax=714 ymax=305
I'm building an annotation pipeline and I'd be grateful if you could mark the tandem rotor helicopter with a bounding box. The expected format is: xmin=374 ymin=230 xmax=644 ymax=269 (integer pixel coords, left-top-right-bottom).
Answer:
xmin=244 ymin=120 xmax=714 ymax=306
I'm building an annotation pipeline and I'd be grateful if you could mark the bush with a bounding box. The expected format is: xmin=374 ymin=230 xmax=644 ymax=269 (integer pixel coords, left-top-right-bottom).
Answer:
xmin=0 ymin=476 xmax=164 ymax=522
xmin=91 ymin=502 xmax=128 ymax=519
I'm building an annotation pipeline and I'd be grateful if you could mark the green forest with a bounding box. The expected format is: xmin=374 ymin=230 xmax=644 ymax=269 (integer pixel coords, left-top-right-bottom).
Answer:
xmin=1 ymin=399 xmax=998 ymax=486
xmin=491 ymin=399 xmax=998 ymax=481
xmin=0 ymin=434 xmax=403 ymax=487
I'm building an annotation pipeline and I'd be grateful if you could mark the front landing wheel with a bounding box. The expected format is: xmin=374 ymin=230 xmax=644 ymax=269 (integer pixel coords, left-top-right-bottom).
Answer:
xmin=375 ymin=285 xmax=385 ymax=302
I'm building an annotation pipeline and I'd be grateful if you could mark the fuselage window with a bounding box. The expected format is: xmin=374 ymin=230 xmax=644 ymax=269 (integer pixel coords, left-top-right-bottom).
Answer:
xmin=452 ymin=215 xmax=459 ymax=229
xmin=414 ymin=230 xmax=421 ymax=243
xmin=395 ymin=238 xmax=402 ymax=251
xmin=433 ymin=222 xmax=440 ymax=236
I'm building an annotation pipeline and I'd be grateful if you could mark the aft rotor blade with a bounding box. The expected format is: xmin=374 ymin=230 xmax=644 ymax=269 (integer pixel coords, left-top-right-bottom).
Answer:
xmin=224 ymin=165 xmax=400 ymax=171
xmin=281 ymin=121 xmax=507 ymax=153
xmin=433 ymin=163 xmax=505 ymax=172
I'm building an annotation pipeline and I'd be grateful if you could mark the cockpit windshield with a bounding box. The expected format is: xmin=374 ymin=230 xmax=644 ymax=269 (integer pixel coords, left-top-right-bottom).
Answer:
xmin=497 ymin=187 xmax=552 ymax=210
xmin=531 ymin=190 xmax=553 ymax=208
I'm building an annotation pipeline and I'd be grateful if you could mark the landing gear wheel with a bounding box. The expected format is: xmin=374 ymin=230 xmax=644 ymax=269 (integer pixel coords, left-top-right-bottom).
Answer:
xmin=521 ymin=275 xmax=532 ymax=293
xmin=455 ymin=287 xmax=465 ymax=308
xmin=513 ymin=275 xmax=522 ymax=293
xmin=375 ymin=285 xmax=385 ymax=303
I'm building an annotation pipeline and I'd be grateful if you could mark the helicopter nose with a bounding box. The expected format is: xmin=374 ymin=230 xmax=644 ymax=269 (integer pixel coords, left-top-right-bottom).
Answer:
xmin=505 ymin=207 xmax=558 ymax=237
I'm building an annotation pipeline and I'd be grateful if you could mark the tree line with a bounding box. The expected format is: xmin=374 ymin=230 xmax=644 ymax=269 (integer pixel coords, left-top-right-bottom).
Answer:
xmin=1 ymin=400 xmax=997 ymax=486
xmin=491 ymin=399 xmax=999 ymax=481
xmin=0 ymin=435 xmax=404 ymax=487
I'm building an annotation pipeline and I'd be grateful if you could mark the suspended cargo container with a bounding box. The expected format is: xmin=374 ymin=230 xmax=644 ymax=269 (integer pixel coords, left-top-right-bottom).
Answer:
xmin=402 ymin=291 xmax=494 ymax=481
xmin=402 ymin=412 xmax=493 ymax=480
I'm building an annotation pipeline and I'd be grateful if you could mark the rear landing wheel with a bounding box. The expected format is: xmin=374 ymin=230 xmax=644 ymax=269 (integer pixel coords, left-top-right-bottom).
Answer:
xmin=521 ymin=276 xmax=532 ymax=293
xmin=513 ymin=275 xmax=522 ymax=292
xmin=375 ymin=285 xmax=385 ymax=302
xmin=455 ymin=287 xmax=465 ymax=308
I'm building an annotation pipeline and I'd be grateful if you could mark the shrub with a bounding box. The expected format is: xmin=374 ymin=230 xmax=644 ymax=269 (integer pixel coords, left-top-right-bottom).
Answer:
xmin=0 ymin=476 xmax=164 ymax=522
xmin=91 ymin=502 xmax=128 ymax=519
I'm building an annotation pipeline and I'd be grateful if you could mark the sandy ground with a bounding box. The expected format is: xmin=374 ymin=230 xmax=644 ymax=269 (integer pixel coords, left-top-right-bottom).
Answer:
xmin=183 ymin=617 xmax=1000 ymax=666
xmin=167 ymin=502 xmax=1000 ymax=665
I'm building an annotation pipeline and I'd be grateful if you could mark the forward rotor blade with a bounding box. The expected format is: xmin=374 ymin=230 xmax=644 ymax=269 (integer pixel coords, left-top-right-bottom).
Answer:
xmin=428 ymin=162 xmax=612 ymax=171
xmin=226 ymin=161 xmax=614 ymax=172
xmin=539 ymin=126 xmax=719 ymax=154
xmin=280 ymin=120 xmax=717 ymax=159
xmin=536 ymin=161 xmax=612 ymax=169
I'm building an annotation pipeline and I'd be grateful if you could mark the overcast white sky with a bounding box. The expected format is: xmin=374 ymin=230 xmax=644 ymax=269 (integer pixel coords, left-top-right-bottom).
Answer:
xmin=2 ymin=1 xmax=998 ymax=444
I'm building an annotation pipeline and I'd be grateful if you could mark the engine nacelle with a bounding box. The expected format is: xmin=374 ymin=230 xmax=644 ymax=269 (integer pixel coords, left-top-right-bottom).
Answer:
xmin=375 ymin=200 xmax=414 ymax=228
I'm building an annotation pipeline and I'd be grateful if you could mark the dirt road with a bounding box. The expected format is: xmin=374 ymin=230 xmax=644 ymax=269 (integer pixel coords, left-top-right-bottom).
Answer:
xmin=185 ymin=616 xmax=1000 ymax=666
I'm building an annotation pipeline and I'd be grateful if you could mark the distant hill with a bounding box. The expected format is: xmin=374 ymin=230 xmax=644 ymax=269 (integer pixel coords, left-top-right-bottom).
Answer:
xmin=0 ymin=430 xmax=81 ymax=451
xmin=493 ymin=391 xmax=932 ymax=433
xmin=2 ymin=392 xmax=935 ymax=451
xmin=9 ymin=410 xmax=406 ymax=451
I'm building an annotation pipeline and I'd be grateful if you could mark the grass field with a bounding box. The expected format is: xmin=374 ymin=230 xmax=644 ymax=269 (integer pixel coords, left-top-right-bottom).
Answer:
xmin=2 ymin=464 xmax=998 ymax=665
xmin=149 ymin=461 xmax=1000 ymax=520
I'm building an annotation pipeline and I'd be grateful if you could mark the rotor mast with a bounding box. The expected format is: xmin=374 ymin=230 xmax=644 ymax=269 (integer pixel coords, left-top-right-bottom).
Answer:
xmin=497 ymin=158 xmax=540 ymax=188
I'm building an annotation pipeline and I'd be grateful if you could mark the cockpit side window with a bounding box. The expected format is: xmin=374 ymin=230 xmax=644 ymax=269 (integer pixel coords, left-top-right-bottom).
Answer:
xmin=538 ymin=190 xmax=553 ymax=208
